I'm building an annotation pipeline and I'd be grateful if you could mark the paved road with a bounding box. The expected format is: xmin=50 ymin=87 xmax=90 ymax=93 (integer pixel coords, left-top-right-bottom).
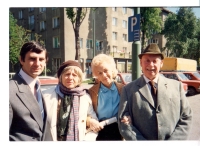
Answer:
xmin=187 ymin=94 xmax=200 ymax=140
xmin=82 ymin=83 xmax=200 ymax=140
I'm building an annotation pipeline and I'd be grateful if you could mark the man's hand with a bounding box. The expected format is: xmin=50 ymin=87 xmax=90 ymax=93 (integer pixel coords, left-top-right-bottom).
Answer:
xmin=121 ymin=116 xmax=131 ymax=125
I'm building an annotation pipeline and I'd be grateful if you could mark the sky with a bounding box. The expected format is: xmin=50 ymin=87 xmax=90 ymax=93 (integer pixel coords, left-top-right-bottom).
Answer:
xmin=166 ymin=7 xmax=200 ymax=18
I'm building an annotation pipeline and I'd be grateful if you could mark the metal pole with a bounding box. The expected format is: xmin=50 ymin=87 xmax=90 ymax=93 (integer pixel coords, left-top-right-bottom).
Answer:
xmin=93 ymin=10 xmax=96 ymax=58
xmin=132 ymin=7 xmax=141 ymax=80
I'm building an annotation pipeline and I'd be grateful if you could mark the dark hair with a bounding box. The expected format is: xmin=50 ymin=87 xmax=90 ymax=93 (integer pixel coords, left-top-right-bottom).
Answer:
xmin=19 ymin=41 xmax=48 ymax=63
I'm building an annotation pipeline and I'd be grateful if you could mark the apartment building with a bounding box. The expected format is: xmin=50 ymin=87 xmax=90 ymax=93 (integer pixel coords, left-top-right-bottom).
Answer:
xmin=10 ymin=7 xmax=170 ymax=77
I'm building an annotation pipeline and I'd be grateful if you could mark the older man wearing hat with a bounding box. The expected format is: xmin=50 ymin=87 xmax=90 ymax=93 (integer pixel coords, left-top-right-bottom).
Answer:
xmin=42 ymin=60 xmax=99 ymax=141
xmin=118 ymin=43 xmax=192 ymax=140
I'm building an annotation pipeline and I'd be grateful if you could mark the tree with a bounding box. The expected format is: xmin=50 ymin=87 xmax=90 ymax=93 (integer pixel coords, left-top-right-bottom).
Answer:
xmin=65 ymin=8 xmax=87 ymax=61
xmin=9 ymin=11 xmax=31 ymax=71
xmin=9 ymin=11 xmax=45 ymax=72
xmin=140 ymin=8 xmax=163 ymax=51
xmin=162 ymin=7 xmax=197 ymax=58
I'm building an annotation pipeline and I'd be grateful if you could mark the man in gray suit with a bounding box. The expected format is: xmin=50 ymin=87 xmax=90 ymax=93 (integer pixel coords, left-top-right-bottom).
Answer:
xmin=9 ymin=41 xmax=52 ymax=141
xmin=118 ymin=43 xmax=192 ymax=140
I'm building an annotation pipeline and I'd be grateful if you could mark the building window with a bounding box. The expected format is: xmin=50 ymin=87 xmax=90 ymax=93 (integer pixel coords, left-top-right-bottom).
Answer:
xmin=29 ymin=33 xmax=35 ymax=40
xmin=40 ymin=21 xmax=46 ymax=31
xmin=52 ymin=58 xmax=61 ymax=74
xmin=52 ymin=17 xmax=59 ymax=28
xmin=28 ymin=8 xmax=34 ymax=12
xmin=123 ymin=47 xmax=127 ymax=53
xmin=122 ymin=7 xmax=127 ymax=14
xmin=112 ymin=17 xmax=117 ymax=26
xmin=53 ymin=36 xmax=60 ymax=48
xmin=96 ymin=40 xmax=103 ymax=50
xmin=123 ymin=34 xmax=127 ymax=41
xmin=113 ymin=46 xmax=117 ymax=52
xmin=132 ymin=9 xmax=134 ymax=16
xmin=18 ymin=10 xmax=23 ymax=19
xmin=112 ymin=7 xmax=117 ymax=11
xmin=149 ymin=38 xmax=158 ymax=44
xmin=122 ymin=20 xmax=127 ymax=29
xmin=79 ymin=38 xmax=83 ymax=49
xmin=52 ymin=7 xmax=57 ymax=10
xmin=39 ymin=8 xmax=46 ymax=13
xmin=86 ymin=39 xmax=93 ymax=49
xmin=112 ymin=32 xmax=117 ymax=40
xmin=28 ymin=15 xmax=34 ymax=30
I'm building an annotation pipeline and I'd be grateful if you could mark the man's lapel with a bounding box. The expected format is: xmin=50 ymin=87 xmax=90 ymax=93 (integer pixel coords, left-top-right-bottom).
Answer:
xmin=157 ymin=75 xmax=168 ymax=108
xmin=138 ymin=76 xmax=156 ymax=108
xmin=14 ymin=76 xmax=44 ymax=130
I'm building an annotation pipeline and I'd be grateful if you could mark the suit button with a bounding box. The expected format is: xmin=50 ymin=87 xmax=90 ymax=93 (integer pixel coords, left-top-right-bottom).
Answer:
xmin=82 ymin=120 xmax=84 ymax=122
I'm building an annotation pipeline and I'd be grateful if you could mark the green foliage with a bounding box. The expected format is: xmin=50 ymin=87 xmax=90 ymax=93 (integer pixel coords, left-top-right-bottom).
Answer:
xmin=9 ymin=12 xmax=31 ymax=71
xmin=162 ymin=7 xmax=199 ymax=60
xmin=9 ymin=11 xmax=46 ymax=72
xmin=140 ymin=8 xmax=163 ymax=48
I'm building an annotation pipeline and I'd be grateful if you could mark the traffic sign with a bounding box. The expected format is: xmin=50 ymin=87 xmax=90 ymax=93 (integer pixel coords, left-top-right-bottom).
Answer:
xmin=128 ymin=14 xmax=140 ymax=42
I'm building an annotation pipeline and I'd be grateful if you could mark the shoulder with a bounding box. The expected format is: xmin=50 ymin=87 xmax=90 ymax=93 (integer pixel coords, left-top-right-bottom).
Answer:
xmin=42 ymin=86 xmax=56 ymax=96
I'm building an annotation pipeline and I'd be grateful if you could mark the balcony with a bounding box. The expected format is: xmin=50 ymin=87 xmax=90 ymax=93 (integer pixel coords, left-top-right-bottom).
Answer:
xmin=109 ymin=52 xmax=131 ymax=59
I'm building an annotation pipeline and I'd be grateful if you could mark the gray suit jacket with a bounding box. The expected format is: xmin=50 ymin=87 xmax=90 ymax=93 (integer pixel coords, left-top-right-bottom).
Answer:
xmin=9 ymin=73 xmax=52 ymax=141
xmin=118 ymin=74 xmax=192 ymax=140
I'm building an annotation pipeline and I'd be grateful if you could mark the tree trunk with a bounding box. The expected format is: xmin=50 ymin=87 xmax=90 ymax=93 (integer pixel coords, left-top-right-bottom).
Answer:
xmin=142 ymin=30 xmax=145 ymax=52
xmin=74 ymin=8 xmax=82 ymax=62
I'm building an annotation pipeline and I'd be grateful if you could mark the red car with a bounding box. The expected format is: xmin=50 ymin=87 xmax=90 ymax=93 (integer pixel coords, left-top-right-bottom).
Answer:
xmin=38 ymin=76 xmax=58 ymax=91
xmin=160 ymin=72 xmax=200 ymax=96
xmin=116 ymin=73 xmax=188 ymax=95
xmin=183 ymin=71 xmax=200 ymax=81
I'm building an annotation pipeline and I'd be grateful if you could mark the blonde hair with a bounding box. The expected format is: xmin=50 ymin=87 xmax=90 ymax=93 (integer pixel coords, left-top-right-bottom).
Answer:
xmin=59 ymin=66 xmax=83 ymax=85
xmin=91 ymin=54 xmax=118 ymax=79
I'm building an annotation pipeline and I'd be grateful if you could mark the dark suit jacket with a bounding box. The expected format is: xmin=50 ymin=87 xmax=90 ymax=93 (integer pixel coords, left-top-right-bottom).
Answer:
xmin=9 ymin=73 xmax=53 ymax=141
xmin=118 ymin=74 xmax=192 ymax=140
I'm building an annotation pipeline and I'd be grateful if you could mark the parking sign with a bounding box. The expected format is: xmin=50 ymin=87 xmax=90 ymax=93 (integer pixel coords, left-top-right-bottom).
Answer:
xmin=128 ymin=14 xmax=140 ymax=42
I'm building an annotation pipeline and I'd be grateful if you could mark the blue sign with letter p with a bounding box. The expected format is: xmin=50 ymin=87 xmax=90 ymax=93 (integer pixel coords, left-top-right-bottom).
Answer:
xmin=128 ymin=14 xmax=140 ymax=42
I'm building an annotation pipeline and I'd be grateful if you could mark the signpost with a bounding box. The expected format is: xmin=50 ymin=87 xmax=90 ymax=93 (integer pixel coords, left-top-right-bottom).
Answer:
xmin=128 ymin=8 xmax=141 ymax=80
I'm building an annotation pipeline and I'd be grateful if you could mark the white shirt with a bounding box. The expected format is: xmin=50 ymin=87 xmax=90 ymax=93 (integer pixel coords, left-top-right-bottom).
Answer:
xmin=143 ymin=74 xmax=159 ymax=90
xmin=19 ymin=69 xmax=39 ymax=95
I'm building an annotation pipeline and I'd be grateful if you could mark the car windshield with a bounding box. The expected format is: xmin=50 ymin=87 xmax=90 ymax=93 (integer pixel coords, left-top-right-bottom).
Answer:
xmin=41 ymin=84 xmax=56 ymax=92
xmin=193 ymin=72 xmax=200 ymax=78
xmin=177 ymin=73 xmax=189 ymax=80
xmin=122 ymin=74 xmax=132 ymax=83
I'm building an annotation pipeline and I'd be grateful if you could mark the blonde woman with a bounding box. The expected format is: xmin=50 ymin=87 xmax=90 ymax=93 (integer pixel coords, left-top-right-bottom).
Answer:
xmin=86 ymin=54 xmax=129 ymax=140
xmin=43 ymin=60 xmax=98 ymax=141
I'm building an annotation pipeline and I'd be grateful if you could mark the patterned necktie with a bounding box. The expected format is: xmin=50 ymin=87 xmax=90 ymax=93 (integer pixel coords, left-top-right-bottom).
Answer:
xmin=35 ymin=81 xmax=44 ymax=119
xmin=149 ymin=81 xmax=157 ymax=105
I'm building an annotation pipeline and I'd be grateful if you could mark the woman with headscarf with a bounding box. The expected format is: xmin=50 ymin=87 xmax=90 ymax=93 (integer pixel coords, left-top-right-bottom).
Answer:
xmin=42 ymin=60 xmax=98 ymax=141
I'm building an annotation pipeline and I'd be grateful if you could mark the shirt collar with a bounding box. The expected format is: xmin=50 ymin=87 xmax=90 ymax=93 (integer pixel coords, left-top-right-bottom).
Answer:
xmin=19 ymin=69 xmax=39 ymax=90
xmin=100 ymin=82 xmax=116 ymax=92
xmin=143 ymin=74 xmax=159 ymax=84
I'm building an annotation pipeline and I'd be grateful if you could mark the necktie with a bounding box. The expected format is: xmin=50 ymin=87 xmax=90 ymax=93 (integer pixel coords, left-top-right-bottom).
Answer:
xmin=149 ymin=81 xmax=157 ymax=105
xmin=35 ymin=81 xmax=44 ymax=119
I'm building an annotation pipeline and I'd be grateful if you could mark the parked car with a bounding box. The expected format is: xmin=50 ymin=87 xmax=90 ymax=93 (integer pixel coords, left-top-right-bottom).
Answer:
xmin=160 ymin=71 xmax=200 ymax=96
xmin=9 ymin=72 xmax=15 ymax=79
xmin=183 ymin=71 xmax=200 ymax=80
xmin=39 ymin=77 xmax=58 ymax=91
xmin=116 ymin=73 xmax=132 ymax=85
